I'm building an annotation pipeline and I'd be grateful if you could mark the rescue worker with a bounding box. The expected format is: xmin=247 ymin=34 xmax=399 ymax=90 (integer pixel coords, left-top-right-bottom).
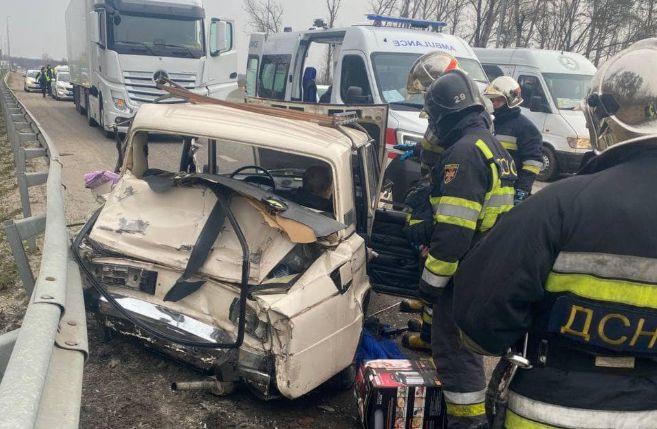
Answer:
xmin=484 ymin=76 xmax=543 ymax=203
xmin=393 ymin=51 xmax=460 ymax=352
xmin=35 ymin=66 xmax=48 ymax=98
xmin=420 ymin=69 xmax=516 ymax=428
xmin=45 ymin=65 xmax=54 ymax=97
xmin=453 ymin=39 xmax=657 ymax=428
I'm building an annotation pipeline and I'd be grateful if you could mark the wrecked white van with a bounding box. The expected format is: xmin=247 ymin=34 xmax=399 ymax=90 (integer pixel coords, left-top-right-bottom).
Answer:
xmin=74 ymin=95 xmax=420 ymax=399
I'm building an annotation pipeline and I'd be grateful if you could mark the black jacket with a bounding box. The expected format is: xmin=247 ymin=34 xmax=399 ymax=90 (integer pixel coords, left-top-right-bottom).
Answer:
xmin=419 ymin=111 xmax=516 ymax=297
xmin=454 ymin=142 xmax=657 ymax=412
xmin=493 ymin=106 xmax=543 ymax=192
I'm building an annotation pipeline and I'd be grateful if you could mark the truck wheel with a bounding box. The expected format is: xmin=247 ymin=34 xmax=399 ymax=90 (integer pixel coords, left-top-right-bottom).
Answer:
xmin=537 ymin=145 xmax=558 ymax=182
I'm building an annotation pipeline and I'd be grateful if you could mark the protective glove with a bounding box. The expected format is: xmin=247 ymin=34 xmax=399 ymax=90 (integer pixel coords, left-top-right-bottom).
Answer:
xmin=393 ymin=142 xmax=419 ymax=161
xmin=514 ymin=188 xmax=530 ymax=206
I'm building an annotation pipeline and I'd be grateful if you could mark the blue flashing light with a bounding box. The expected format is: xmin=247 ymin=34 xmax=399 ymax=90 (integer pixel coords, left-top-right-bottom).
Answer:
xmin=366 ymin=14 xmax=447 ymax=31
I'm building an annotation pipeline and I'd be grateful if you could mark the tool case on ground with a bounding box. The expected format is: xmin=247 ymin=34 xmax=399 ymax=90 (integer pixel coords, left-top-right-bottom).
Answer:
xmin=355 ymin=359 xmax=446 ymax=429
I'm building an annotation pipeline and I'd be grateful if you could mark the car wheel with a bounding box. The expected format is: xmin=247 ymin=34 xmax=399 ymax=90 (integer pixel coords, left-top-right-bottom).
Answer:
xmin=537 ymin=145 xmax=558 ymax=182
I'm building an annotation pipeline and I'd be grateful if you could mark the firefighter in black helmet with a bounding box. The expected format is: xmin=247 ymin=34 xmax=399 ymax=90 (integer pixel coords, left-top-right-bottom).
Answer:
xmin=454 ymin=38 xmax=657 ymax=428
xmin=394 ymin=51 xmax=461 ymax=352
xmin=419 ymin=69 xmax=516 ymax=428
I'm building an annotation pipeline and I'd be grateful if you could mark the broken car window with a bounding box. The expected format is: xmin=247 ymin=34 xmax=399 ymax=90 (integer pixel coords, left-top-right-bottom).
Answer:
xmin=134 ymin=133 xmax=337 ymax=217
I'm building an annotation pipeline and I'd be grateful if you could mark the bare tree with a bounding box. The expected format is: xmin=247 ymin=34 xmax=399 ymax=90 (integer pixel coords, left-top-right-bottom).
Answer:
xmin=370 ymin=0 xmax=398 ymax=15
xmin=243 ymin=0 xmax=284 ymax=36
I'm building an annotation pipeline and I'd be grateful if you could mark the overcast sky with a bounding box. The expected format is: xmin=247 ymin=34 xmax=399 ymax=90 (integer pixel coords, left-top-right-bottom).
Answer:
xmin=0 ymin=0 xmax=371 ymax=70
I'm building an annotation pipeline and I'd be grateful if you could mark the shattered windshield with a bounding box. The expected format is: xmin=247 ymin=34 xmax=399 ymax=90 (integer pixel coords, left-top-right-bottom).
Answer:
xmin=542 ymin=73 xmax=593 ymax=110
xmin=371 ymin=52 xmax=489 ymax=108
xmin=140 ymin=134 xmax=337 ymax=216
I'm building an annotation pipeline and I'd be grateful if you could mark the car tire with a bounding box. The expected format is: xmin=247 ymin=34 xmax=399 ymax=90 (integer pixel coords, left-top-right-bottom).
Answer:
xmin=537 ymin=145 xmax=558 ymax=182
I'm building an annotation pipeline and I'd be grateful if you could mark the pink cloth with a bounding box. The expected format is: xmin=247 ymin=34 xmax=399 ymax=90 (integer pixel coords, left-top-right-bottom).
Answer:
xmin=84 ymin=171 xmax=120 ymax=190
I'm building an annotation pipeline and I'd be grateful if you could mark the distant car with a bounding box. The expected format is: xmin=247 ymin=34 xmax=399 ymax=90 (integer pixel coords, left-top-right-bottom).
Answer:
xmin=51 ymin=71 xmax=74 ymax=101
xmin=24 ymin=70 xmax=42 ymax=92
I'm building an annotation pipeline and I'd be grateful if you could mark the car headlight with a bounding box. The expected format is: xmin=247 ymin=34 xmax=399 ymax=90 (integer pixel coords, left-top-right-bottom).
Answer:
xmin=111 ymin=89 xmax=131 ymax=113
xmin=396 ymin=130 xmax=424 ymax=146
xmin=567 ymin=137 xmax=592 ymax=149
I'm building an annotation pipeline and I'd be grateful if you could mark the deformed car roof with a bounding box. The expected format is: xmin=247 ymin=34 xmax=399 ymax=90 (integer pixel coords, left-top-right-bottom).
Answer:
xmin=131 ymin=103 xmax=366 ymax=159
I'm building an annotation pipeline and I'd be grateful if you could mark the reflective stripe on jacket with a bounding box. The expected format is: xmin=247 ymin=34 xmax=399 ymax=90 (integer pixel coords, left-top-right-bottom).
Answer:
xmin=454 ymin=143 xmax=657 ymax=420
xmin=420 ymin=111 xmax=516 ymax=293
xmin=493 ymin=106 xmax=543 ymax=192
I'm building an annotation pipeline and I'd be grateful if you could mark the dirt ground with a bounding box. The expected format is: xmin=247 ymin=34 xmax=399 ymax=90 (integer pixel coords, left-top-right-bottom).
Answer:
xmin=5 ymin=73 xmax=499 ymax=429
xmin=0 ymin=106 xmax=28 ymax=335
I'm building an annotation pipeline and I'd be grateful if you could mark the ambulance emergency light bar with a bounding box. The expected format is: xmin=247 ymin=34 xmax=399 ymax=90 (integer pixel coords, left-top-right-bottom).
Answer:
xmin=366 ymin=14 xmax=447 ymax=32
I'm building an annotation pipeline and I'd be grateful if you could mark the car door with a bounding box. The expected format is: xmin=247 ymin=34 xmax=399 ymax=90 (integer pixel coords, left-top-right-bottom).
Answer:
xmin=243 ymin=97 xmax=419 ymax=297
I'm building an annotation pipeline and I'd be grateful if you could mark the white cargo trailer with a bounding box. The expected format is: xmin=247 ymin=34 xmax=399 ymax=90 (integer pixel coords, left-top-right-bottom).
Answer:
xmin=65 ymin=0 xmax=238 ymax=136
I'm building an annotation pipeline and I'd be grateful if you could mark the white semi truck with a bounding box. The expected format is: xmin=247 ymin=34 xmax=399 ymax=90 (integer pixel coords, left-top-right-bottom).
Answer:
xmin=65 ymin=0 xmax=238 ymax=136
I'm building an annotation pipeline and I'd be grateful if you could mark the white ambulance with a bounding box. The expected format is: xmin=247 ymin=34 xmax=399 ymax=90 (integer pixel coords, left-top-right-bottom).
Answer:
xmin=246 ymin=15 xmax=489 ymax=204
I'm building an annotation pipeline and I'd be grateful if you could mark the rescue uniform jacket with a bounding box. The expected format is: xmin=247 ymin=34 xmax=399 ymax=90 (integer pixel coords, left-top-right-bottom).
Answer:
xmin=493 ymin=106 xmax=543 ymax=192
xmin=419 ymin=111 xmax=516 ymax=298
xmin=453 ymin=142 xmax=657 ymax=428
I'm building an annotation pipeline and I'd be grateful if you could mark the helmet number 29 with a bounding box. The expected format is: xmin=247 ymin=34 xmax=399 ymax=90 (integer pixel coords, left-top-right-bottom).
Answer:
xmin=454 ymin=93 xmax=466 ymax=104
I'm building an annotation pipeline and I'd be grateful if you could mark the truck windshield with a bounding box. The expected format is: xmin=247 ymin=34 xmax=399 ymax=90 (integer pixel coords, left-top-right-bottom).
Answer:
xmin=110 ymin=14 xmax=205 ymax=59
xmin=371 ymin=53 xmax=488 ymax=108
xmin=58 ymin=73 xmax=71 ymax=82
xmin=542 ymin=73 xmax=593 ymax=110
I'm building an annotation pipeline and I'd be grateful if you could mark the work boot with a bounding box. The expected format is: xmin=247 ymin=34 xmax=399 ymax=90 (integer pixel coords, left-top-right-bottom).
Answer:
xmin=399 ymin=299 xmax=424 ymax=313
xmin=401 ymin=333 xmax=432 ymax=352
xmin=407 ymin=318 xmax=422 ymax=332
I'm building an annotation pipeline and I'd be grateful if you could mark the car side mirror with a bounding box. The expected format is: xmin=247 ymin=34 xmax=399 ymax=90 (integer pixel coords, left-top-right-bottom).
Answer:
xmin=530 ymin=96 xmax=550 ymax=113
xmin=345 ymin=86 xmax=372 ymax=104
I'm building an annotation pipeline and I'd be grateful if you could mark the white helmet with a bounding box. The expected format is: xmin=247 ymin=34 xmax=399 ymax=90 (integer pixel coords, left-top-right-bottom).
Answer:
xmin=584 ymin=38 xmax=657 ymax=152
xmin=484 ymin=76 xmax=523 ymax=108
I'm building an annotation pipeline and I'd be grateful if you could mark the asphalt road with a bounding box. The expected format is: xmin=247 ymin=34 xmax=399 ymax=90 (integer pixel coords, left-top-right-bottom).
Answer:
xmin=10 ymin=76 xmax=552 ymax=428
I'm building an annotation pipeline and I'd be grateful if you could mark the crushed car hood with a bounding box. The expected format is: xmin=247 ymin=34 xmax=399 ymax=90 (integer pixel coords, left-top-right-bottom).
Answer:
xmin=89 ymin=172 xmax=346 ymax=285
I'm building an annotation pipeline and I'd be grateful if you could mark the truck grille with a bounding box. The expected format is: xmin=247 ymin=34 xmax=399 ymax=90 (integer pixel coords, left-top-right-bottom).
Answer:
xmin=123 ymin=71 xmax=197 ymax=103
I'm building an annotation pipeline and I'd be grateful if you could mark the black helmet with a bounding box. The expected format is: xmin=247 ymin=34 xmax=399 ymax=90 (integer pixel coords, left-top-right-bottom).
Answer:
xmin=424 ymin=69 xmax=484 ymax=126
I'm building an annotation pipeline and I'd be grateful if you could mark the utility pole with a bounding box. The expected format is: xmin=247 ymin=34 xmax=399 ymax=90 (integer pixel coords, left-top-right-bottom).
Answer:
xmin=6 ymin=17 xmax=10 ymax=60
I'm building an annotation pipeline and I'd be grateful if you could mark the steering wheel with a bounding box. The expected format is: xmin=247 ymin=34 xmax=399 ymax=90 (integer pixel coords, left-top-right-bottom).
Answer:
xmin=230 ymin=165 xmax=276 ymax=192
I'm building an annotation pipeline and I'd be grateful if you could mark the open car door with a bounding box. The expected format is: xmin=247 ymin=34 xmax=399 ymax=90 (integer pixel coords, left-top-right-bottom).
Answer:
xmin=245 ymin=98 xmax=421 ymax=298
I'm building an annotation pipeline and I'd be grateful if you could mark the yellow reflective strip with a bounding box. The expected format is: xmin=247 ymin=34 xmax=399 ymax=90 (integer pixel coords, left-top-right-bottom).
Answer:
xmin=429 ymin=196 xmax=441 ymax=205
xmin=425 ymin=254 xmax=458 ymax=276
xmin=446 ymin=402 xmax=486 ymax=417
xmin=502 ymin=141 xmax=518 ymax=151
xmin=421 ymin=138 xmax=444 ymax=153
xmin=435 ymin=214 xmax=477 ymax=230
xmin=505 ymin=409 xmax=560 ymax=428
xmin=475 ymin=139 xmax=494 ymax=159
xmin=523 ymin=164 xmax=541 ymax=174
xmin=439 ymin=196 xmax=482 ymax=212
xmin=408 ymin=219 xmax=424 ymax=226
xmin=546 ymin=273 xmax=657 ymax=308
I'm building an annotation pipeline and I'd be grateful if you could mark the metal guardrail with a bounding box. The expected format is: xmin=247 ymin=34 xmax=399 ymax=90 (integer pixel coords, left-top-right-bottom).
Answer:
xmin=0 ymin=69 xmax=88 ymax=428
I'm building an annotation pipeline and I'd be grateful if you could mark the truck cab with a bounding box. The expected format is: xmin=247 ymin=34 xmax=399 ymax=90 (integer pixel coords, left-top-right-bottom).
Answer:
xmin=475 ymin=48 xmax=597 ymax=180
xmin=66 ymin=0 xmax=238 ymax=135
xmin=246 ymin=15 xmax=489 ymax=205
